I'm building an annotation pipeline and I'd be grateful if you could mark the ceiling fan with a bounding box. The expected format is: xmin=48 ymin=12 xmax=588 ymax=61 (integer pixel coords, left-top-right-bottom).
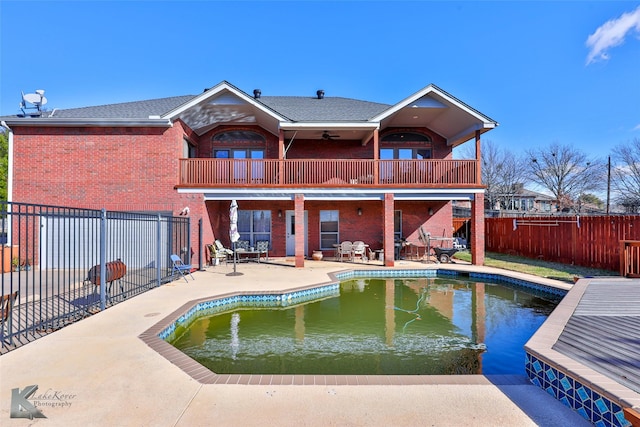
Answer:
xmin=321 ymin=131 xmax=340 ymax=140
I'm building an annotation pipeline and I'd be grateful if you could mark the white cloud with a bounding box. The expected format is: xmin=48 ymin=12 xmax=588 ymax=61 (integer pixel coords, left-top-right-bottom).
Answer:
xmin=586 ymin=5 xmax=640 ymax=65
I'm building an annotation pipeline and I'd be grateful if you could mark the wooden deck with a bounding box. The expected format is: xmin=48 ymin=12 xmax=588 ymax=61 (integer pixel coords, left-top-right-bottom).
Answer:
xmin=552 ymin=279 xmax=640 ymax=394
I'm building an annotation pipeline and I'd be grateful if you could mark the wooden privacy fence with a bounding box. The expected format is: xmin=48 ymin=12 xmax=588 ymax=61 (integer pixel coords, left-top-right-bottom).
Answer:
xmin=485 ymin=215 xmax=640 ymax=273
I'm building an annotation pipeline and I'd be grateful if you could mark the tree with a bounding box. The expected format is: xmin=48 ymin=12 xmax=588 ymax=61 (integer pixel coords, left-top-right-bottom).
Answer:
xmin=462 ymin=140 xmax=529 ymax=210
xmin=611 ymin=138 xmax=640 ymax=212
xmin=526 ymin=142 xmax=603 ymax=212
xmin=0 ymin=130 xmax=7 ymax=201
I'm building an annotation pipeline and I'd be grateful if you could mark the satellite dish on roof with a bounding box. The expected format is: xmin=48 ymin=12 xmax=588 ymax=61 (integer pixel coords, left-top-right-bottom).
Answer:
xmin=20 ymin=89 xmax=47 ymax=116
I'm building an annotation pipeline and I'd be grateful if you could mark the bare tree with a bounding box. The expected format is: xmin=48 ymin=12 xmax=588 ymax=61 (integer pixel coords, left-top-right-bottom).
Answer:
xmin=460 ymin=139 xmax=529 ymax=210
xmin=611 ymin=137 xmax=640 ymax=212
xmin=526 ymin=142 xmax=603 ymax=212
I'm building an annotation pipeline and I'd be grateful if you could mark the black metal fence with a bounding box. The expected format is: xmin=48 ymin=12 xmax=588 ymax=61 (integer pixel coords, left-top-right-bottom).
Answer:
xmin=0 ymin=202 xmax=191 ymax=353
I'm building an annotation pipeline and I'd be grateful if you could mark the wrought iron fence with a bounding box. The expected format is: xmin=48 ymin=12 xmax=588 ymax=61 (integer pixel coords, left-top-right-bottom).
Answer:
xmin=0 ymin=202 xmax=191 ymax=353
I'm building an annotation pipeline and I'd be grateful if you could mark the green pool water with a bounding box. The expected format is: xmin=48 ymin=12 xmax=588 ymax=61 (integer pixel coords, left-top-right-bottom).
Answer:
xmin=169 ymin=276 xmax=561 ymax=375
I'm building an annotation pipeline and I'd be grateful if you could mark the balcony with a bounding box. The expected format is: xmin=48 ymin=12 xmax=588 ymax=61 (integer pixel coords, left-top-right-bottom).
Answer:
xmin=178 ymin=159 xmax=479 ymax=188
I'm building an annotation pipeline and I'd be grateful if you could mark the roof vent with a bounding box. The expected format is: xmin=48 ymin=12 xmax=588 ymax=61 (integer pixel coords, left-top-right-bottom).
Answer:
xmin=316 ymin=90 xmax=325 ymax=99
xmin=253 ymin=89 xmax=261 ymax=99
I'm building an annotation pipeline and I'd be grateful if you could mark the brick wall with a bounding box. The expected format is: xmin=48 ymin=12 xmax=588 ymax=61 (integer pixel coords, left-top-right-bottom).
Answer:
xmin=11 ymin=123 xmax=211 ymax=265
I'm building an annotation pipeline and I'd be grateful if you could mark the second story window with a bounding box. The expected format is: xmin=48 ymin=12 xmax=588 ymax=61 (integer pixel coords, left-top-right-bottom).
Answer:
xmin=380 ymin=132 xmax=432 ymax=159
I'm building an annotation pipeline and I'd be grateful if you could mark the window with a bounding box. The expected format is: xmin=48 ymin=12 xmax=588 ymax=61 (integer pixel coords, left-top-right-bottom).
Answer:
xmin=380 ymin=132 xmax=432 ymax=159
xmin=380 ymin=148 xmax=432 ymax=159
xmin=213 ymin=149 xmax=264 ymax=159
xmin=213 ymin=149 xmax=265 ymax=182
xmin=320 ymin=210 xmax=339 ymax=249
xmin=394 ymin=210 xmax=402 ymax=241
xmin=213 ymin=130 xmax=265 ymax=143
xmin=381 ymin=132 xmax=430 ymax=142
xmin=237 ymin=210 xmax=271 ymax=246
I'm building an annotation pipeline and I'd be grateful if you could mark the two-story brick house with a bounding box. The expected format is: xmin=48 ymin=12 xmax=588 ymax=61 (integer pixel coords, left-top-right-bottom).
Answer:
xmin=1 ymin=81 xmax=497 ymax=267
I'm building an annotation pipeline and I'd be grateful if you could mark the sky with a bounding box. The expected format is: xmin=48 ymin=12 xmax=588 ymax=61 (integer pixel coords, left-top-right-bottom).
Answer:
xmin=1 ymin=1 xmax=639 ymax=160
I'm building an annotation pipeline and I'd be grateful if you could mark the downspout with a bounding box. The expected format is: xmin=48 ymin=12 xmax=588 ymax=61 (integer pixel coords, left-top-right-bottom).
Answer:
xmin=1 ymin=121 xmax=14 ymax=245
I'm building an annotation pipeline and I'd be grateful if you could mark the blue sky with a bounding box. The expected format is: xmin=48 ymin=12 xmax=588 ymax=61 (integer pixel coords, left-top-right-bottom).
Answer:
xmin=1 ymin=1 xmax=639 ymax=159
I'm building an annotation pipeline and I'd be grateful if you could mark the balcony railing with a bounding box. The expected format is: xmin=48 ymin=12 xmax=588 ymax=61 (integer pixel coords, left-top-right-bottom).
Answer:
xmin=178 ymin=159 xmax=479 ymax=188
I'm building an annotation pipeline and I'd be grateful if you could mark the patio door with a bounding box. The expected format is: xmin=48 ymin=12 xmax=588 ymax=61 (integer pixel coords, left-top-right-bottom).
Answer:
xmin=285 ymin=210 xmax=308 ymax=256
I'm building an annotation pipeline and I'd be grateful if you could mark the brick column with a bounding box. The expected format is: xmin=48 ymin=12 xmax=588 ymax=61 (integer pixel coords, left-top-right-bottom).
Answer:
xmin=471 ymin=192 xmax=485 ymax=265
xmin=383 ymin=193 xmax=395 ymax=267
xmin=294 ymin=194 xmax=305 ymax=268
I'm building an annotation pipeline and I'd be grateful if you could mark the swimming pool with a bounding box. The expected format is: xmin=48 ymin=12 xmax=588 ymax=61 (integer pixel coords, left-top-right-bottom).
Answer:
xmin=166 ymin=272 xmax=563 ymax=376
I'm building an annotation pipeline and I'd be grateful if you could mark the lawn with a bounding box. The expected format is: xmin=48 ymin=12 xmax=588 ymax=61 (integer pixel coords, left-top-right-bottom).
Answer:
xmin=453 ymin=251 xmax=618 ymax=283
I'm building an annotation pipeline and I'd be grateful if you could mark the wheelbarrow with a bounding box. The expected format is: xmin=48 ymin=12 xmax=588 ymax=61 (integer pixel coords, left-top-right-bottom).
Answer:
xmin=432 ymin=247 xmax=459 ymax=263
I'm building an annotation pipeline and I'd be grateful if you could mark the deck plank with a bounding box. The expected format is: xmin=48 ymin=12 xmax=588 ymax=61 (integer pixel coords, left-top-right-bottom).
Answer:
xmin=552 ymin=280 xmax=640 ymax=394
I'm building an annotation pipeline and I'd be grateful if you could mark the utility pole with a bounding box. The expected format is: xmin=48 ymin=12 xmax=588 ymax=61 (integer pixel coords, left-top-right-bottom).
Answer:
xmin=606 ymin=156 xmax=611 ymax=215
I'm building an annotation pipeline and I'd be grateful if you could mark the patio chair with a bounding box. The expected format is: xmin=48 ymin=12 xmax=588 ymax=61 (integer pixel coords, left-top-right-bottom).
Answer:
xmin=351 ymin=241 xmax=368 ymax=262
xmin=214 ymin=239 xmax=233 ymax=258
xmin=235 ymin=240 xmax=250 ymax=251
xmin=337 ymin=241 xmax=353 ymax=262
xmin=170 ymin=254 xmax=194 ymax=283
xmin=209 ymin=242 xmax=230 ymax=266
xmin=255 ymin=240 xmax=269 ymax=262
xmin=1 ymin=290 xmax=18 ymax=345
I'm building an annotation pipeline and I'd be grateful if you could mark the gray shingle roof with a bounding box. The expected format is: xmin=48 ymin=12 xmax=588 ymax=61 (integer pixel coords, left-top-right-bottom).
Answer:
xmin=46 ymin=95 xmax=195 ymax=119
xmin=3 ymin=93 xmax=391 ymax=122
xmin=257 ymin=96 xmax=390 ymax=122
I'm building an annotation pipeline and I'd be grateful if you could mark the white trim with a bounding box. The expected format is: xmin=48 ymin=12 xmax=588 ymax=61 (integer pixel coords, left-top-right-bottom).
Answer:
xmin=1 ymin=121 xmax=14 ymax=245
xmin=1 ymin=118 xmax=172 ymax=127
xmin=162 ymin=81 xmax=288 ymax=122
xmin=178 ymin=187 xmax=484 ymax=201
xmin=370 ymin=84 xmax=497 ymax=126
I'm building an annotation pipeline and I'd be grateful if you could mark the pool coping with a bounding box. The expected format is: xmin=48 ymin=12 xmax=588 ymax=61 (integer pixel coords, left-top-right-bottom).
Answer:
xmin=139 ymin=266 xmax=568 ymax=386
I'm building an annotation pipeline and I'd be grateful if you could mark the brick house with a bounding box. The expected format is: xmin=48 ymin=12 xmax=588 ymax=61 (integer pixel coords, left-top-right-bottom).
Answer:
xmin=1 ymin=81 xmax=497 ymax=267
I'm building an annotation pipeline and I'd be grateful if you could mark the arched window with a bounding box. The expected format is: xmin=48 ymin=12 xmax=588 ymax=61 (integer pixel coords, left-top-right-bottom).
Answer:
xmin=212 ymin=130 xmax=265 ymax=143
xmin=212 ymin=130 xmax=266 ymax=160
xmin=381 ymin=132 xmax=431 ymax=143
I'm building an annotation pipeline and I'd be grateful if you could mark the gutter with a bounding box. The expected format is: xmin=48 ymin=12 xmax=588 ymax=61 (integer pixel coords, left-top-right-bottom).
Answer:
xmin=1 ymin=120 xmax=14 ymax=245
xmin=1 ymin=117 xmax=173 ymax=128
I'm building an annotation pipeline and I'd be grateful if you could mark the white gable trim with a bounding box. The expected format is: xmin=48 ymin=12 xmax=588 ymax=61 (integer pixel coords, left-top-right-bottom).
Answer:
xmin=161 ymin=81 xmax=288 ymax=122
xmin=371 ymin=84 xmax=497 ymax=126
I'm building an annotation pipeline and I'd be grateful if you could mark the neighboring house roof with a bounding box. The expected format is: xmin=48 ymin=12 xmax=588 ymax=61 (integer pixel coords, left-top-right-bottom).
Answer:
xmin=514 ymin=188 xmax=556 ymax=201
xmin=1 ymin=80 xmax=498 ymax=146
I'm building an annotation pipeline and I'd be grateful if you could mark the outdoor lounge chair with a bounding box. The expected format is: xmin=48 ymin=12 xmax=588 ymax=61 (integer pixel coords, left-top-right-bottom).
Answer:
xmin=214 ymin=240 xmax=233 ymax=258
xmin=170 ymin=254 xmax=194 ymax=283
xmin=1 ymin=290 xmax=18 ymax=345
xmin=209 ymin=242 xmax=230 ymax=266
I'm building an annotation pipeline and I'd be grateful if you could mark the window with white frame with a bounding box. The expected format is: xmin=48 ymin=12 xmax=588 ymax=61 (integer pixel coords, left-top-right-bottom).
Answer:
xmin=237 ymin=210 xmax=271 ymax=246
xmin=320 ymin=210 xmax=339 ymax=249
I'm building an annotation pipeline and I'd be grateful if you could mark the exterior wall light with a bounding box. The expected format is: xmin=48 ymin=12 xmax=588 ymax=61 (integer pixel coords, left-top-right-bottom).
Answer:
xmin=357 ymin=208 xmax=362 ymax=216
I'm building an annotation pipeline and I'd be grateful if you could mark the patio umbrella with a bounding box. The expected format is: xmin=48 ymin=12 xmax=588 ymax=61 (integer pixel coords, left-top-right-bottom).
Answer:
xmin=228 ymin=199 xmax=242 ymax=276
